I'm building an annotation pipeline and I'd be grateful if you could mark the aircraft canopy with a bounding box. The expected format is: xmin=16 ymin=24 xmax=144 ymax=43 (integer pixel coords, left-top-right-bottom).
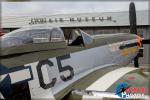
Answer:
xmin=0 ymin=27 xmax=65 ymax=48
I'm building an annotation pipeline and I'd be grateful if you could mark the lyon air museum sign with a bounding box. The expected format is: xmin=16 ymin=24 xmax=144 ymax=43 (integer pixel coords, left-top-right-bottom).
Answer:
xmin=29 ymin=16 xmax=117 ymax=25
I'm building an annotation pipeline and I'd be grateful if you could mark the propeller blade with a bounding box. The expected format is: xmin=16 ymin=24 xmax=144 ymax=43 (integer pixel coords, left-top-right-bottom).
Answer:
xmin=142 ymin=39 xmax=150 ymax=44
xmin=129 ymin=2 xmax=140 ymax=67
xmin=129 ymin=2 xmax=137 ymax=35
xmin=134 ymin=56 xmax=139 ymax=68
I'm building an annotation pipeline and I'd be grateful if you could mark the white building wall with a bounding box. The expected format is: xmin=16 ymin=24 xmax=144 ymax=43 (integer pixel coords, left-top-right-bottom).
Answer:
xmin=2 ymin=10 xmax=149 ymax=28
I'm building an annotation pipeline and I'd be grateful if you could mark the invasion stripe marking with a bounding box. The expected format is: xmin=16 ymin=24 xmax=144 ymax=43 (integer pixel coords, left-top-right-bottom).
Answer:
xmin=82 ymin=67 xmax=137 ymax=99
xmin=9 ymin=68 xmax=32 ymax=84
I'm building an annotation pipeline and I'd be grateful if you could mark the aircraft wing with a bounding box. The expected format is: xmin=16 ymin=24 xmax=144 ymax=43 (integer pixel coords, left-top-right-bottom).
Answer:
xmin=57 ymin=66 xmax=149 ymax=100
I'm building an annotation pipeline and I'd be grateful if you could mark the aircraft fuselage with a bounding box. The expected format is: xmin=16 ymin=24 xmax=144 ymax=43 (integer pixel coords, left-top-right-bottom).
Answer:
xmin=0 ymin=33 xmax=139 ymax=100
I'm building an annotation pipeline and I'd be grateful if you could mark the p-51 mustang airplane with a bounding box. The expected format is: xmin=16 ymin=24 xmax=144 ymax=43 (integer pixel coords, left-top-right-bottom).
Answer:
xmin=0 ymin=2 xmax=150 ymax=100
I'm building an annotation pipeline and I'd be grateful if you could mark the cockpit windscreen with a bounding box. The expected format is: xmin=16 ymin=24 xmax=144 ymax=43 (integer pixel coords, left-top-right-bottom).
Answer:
xmin=0 ymin=27 xmax=65 ymax=48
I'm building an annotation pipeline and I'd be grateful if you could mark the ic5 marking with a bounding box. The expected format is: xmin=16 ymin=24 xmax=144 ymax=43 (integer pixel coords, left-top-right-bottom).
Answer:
xmin=56 ymin=54 xmax=74 ymax=81
xmin=36 ymin=54 xmax=74 ymax=89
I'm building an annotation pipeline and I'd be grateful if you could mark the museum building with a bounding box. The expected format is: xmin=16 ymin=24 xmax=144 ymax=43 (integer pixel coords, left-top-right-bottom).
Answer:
xmin=1 ymin=10 xmax=150 ymax=64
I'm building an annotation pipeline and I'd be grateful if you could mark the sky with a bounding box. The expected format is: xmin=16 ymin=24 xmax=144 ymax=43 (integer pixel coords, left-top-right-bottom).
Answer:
xmin=1 ymin=1 xmax=149 ymax=17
